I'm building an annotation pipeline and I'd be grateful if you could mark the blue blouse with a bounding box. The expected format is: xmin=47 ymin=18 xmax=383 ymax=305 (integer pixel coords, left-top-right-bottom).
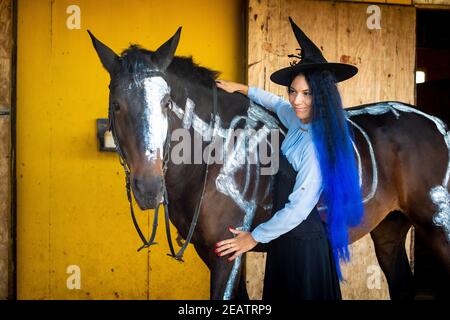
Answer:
xmin=248 ymin=86 xmax=323 ymax=243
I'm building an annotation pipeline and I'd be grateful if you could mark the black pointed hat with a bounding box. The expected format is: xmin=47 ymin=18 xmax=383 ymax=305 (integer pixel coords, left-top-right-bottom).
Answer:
xmin=270 ymin=17 xmax=358 ymax=86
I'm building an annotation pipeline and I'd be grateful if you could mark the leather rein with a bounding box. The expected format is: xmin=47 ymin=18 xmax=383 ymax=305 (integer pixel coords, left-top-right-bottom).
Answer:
xmin=108 ymin=75 xmax=218 ymax=262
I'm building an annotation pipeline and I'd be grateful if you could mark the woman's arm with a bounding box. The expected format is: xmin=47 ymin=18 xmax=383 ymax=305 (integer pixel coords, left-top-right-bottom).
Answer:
xmin=216 ymin=80 xmax=297 ymax=129
xmin=251 ymin=143 xmax=323 ymax=243
xmin=247 ymin=86 xmax=288 ymax=114
xmin=215 ymin=79 xmax=285 ymax=113
xmin=215 ymin=80 xmax=249 ymax=96
xmin=215 ymin=141 xmax=323 ymax=260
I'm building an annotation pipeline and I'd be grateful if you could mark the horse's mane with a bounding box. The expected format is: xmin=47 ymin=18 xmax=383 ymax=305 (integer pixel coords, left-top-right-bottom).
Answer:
xmin=120 ymin=45 xmax=220 ymax=87
xmin=119 ymin=45 xmax=261 ymax=128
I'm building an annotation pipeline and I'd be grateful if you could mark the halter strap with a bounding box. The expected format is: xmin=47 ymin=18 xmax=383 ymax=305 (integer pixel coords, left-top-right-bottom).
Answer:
xmin=165 ymin=82 xmax=218 ymax=261
xmin=109 ymin=107 xmax=159 ymax=251
xmin=110 ymin=81 xmax=219 ymax=260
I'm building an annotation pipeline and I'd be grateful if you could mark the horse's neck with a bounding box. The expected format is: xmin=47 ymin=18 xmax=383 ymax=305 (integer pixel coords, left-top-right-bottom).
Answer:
xmin=164 ymin=83 xmax=213 ymax=207
xmin=165 ymin=79 xmax=278 ymax=222
xmin=170 ymin=77 xmax=250 ymax=126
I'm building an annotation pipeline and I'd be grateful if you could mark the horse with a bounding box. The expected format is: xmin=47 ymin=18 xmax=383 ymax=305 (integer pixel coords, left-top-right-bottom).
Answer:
xmin=88 ymin=27 xmax=450 ymax=300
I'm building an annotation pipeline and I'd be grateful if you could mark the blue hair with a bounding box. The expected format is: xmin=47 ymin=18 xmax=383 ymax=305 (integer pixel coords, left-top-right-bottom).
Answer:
xmin=301 ymin=70 xmax=364 ymax=280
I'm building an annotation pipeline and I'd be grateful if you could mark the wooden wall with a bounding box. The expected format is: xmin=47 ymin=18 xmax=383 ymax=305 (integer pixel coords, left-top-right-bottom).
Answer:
xmin=342 ymin=0 xmax=413 ymax=5
xmin=0 ymin=0 xmax=12 ymax=300
xmin=414 ymin=0 xmax=450 ymax=6
xmin=342 ymin=0 xmax=450 ymax=6
xmin=246 ymin=0 xmax=415 ymax=299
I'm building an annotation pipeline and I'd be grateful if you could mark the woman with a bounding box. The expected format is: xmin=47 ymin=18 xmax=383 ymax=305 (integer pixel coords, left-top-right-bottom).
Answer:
xmin=214 ymin=17 xmax=364 ymax=300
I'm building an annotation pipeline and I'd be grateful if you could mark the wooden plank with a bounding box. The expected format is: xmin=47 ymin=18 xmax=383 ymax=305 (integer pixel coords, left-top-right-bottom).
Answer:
xmin=0 ymin=0 xmax=11 ymax=300
xmin=340 ymin=0 xmax=413 ymax=5
xmin=0 ymin=116 xmax=11 ymax=300
xmin=335 ymin=2 xmax=416 ymax=107
xmin=341 ymin=0 xmax=389 ymax=4
xmin=337 ymin=1 xmax=450 ymax=9
xmin=0 ymin=0 xmax=12 ymax=110
xmin=414 ymin=0 xmax=450 ymax=5
xmin=247 ymin=0 xmax=415 ymax=300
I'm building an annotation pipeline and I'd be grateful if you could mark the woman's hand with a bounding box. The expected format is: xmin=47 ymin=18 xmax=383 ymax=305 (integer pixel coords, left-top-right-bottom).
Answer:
xmin=215 ymin=79 xmax=249 ymax=96
xmin=215 ymin=227 xmax=259 ymax=262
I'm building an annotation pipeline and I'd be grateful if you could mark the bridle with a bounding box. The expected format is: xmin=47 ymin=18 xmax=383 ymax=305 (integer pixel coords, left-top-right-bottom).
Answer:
xmin=108 ymin=73 xmax=218 ymax=262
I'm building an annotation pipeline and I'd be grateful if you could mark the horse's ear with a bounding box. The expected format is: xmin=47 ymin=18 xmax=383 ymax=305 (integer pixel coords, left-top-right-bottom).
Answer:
xmin=152 ymin=27 xmax=182 ymax=71
xmin=88 ymin=30 xmax=119 ymax=75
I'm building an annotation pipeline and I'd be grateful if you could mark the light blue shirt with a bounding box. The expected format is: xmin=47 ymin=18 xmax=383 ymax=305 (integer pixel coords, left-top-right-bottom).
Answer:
xmin=248 ymin=86 xmax=323 ymax=243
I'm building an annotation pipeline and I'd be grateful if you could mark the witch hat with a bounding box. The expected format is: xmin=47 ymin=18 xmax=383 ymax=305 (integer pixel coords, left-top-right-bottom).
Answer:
xmin=270 ymin=17 xmax=358 ymax=85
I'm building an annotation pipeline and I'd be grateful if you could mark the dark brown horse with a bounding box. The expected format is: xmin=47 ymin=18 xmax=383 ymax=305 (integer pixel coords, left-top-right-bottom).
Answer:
xmin=88 ymin=28 xmax=450 ymax=300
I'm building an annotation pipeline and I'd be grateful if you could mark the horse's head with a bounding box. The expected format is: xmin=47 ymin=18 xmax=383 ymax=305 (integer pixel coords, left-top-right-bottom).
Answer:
xmin=89 ymin=28 xmax=181 ymax=210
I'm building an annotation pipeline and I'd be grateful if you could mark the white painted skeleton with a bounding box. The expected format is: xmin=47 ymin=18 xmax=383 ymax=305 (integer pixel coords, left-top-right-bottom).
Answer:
xmin=346 ymin=102 xmax=450 ymax=244
xmin=142 ymin=77 xmax=450 ymax=299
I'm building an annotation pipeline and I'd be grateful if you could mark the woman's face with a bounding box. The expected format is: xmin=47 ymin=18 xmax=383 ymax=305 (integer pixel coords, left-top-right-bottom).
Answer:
xmin=288 ymin=74 xmax=313 ymax=123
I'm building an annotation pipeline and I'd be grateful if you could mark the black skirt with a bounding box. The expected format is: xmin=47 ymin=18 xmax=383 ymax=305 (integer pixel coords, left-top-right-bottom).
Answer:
xmin=262 ymin=154 xmax=341 ymax=300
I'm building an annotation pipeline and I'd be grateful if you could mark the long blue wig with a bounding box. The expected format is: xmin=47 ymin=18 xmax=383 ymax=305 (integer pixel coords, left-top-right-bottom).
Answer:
xmin=301 ymin=70 xmax=364 ymax=280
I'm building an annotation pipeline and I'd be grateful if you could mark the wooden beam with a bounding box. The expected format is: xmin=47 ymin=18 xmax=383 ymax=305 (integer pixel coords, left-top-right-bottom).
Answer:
xmin=0 ymin=0 xmax=12 ymax=300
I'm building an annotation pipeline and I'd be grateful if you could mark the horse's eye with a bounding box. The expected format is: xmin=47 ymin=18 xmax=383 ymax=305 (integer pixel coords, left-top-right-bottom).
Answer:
xmin=162 ymin=96 xmax=171 ymax=109
xmin=112 ymin=102 xmax=121 ymax=112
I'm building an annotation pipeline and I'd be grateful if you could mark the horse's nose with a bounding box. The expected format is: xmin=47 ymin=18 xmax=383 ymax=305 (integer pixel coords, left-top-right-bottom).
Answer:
xmin=133 ymin=177 xmax=145 ymax=195
xmin=132 ymin=175 xmax=164 ymax=209
xmin=133 ymin=175 xmax=164 ymax=197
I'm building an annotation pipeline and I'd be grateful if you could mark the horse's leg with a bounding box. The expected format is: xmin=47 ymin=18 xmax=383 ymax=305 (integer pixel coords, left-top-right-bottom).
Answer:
xmin=193 ymin=243 xmax=213 ymax=269
xmin=413 ymin=221 xmax=450 ymax=281
xmin=192 ymin=242 xmax=232 ymax=300
xmin=414 ymin=223 xmax=450 ymax=299
xmin=415 ymin=223 xmax=450 ymax=299
xmin=193 ymin=236 xmax=246 ymax=300
xmin=209 ymin=257 xmax=245 ymax=300
xmin=404 ymin=191 xmax=450 ymax=291
xmin=370 ymin=210 xmax=414 ymax=300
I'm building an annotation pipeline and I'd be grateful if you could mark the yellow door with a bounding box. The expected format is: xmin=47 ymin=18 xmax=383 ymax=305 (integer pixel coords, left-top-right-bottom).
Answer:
xmin=17 ymin=0 xmax=245 ymax=299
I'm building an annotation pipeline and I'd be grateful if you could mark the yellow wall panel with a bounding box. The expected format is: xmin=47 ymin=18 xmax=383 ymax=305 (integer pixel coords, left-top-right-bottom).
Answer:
xmin=387 ymin=0 xmax=412 ymax=5
xmin=17 ymin=0 xmax=245 ymax=299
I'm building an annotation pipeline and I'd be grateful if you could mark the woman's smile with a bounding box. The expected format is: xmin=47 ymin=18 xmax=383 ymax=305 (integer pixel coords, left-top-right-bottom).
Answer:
xmin=293 ymin=106 xmax=309 ymax=112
